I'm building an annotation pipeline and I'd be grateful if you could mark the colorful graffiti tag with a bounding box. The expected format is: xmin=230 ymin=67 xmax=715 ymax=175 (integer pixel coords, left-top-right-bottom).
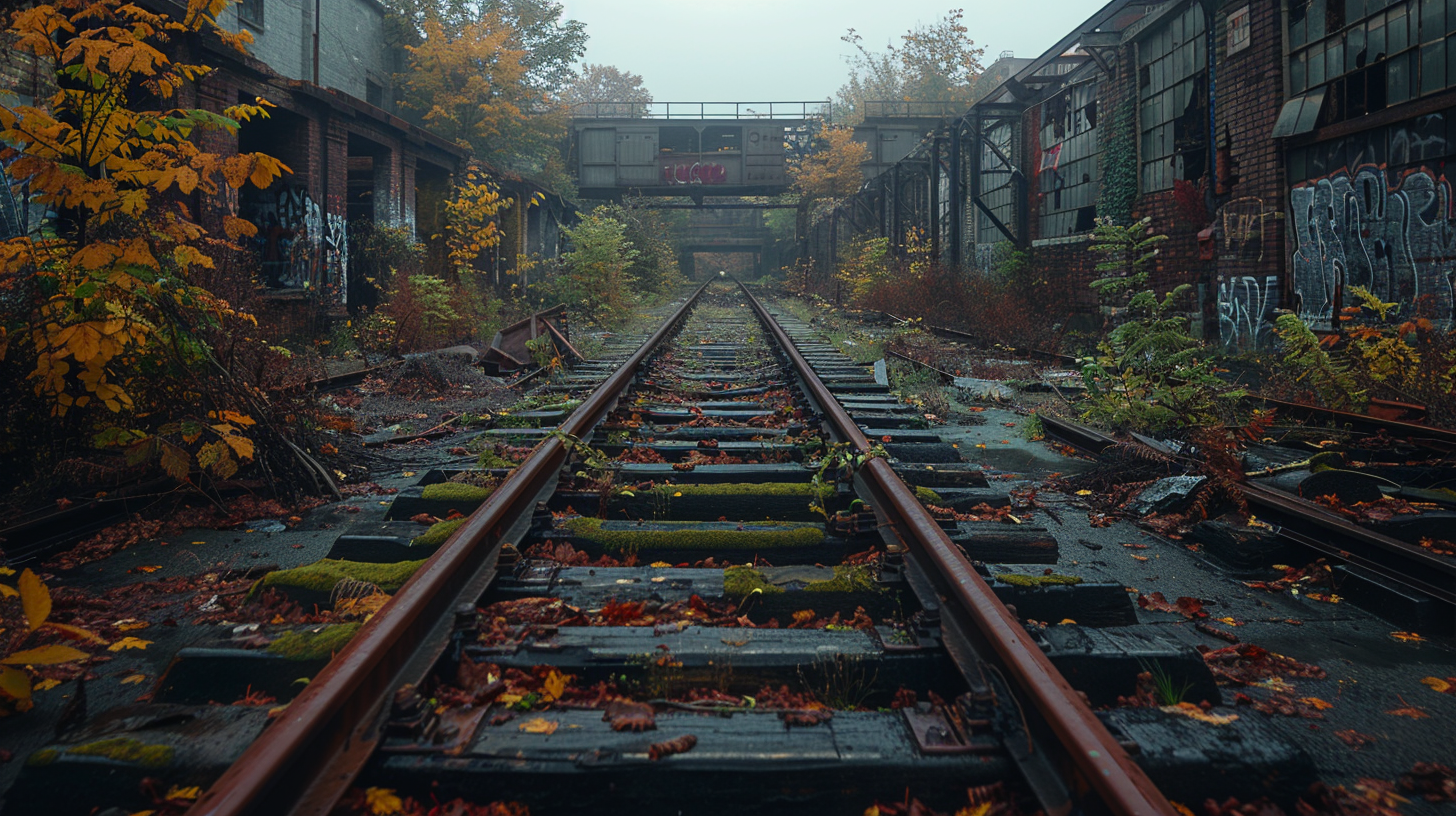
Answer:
xmin=661 ymin=162 xmax=727 ymax=186
xmin=248 ymin=187 xmax=348 ymax=305
xmin=1290 ymin=165 xmax=1456 ymax=329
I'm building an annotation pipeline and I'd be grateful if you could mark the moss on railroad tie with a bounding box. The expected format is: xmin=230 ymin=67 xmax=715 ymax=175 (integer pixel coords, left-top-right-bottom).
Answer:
xmin=420 ymin=482 xmax=495 ymax=503
xmin=28 ymin=738 xmax=175 ymax=769
xmin=995 ymin=573 xmax=1084 ymax=588
xmin=267 ymin=622 xmax=363 ymax=660
xmin=564 ymin=517 xmax=824 ymax=553
xmin=914 ymin=486 xmax=944 ymax=505
xmin=723 ymin=566 xmax=785 ymax=596
xmin=250 ymin=559 xmax=426 ymax=603
xmin=412 ymin=517 xmax=469 ymax=547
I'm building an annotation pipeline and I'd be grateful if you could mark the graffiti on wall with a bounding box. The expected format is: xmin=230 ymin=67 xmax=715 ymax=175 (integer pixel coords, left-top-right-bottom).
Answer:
xmin=1290 ymin=165 xmax=1456 ymax=329
xmin=1218 ymin=196 xmax=1272 ymax=263
xmin=661 ymin=162 xmax=727 ymax=185
xmin=247 ymin=186 xmax=348 ymax=305
xmin=1217 ymin=275 xmax=1278 ymax=349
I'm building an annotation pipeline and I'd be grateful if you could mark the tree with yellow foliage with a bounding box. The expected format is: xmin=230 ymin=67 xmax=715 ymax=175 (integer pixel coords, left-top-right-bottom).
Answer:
xmin=790 ymin=126 xmax=870 ymax=202
xmin=0 ymin=0 xmax=316 ymax=495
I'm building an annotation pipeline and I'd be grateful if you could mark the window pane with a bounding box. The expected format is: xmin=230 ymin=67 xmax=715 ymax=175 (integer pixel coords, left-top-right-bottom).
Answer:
xmin=1293 ymin=13 xmax=1308 ymax=46
xmin=1311 ymin=43 xmax=1328 ymax=83
xmin=1349 ymin=26 xmax=1366 ymax=69
xmin=1312 ymin=0 xmax=1329 ymax=37
xmin=1422 ymin=0 xmax=1445 ymax=39
xmin=1389 ymin=5 xmax=1409 ymax=51
xmin=1388 ymin=49 xmax=1412 ymax=101
xmin=1448 ymin=35 xmax=1456 ymax=85
xmin=1348 ymin=0 xmax=1367 ymax=19
xmin=1368 ymin=19 xmax=1386 ymax=59
xmin=1421 ymin=39 xmax=1446 ymax=92
xmin=1293 ymin=51 xmax=1309 ymax=90
xmin=1329 ymin=37 xmax=1345 ymax=76
xmin=1449 ymin=0 xmax=1456 ymax=30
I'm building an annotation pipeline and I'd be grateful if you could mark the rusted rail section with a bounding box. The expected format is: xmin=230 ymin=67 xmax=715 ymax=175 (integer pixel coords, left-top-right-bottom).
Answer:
xmin=190 ymin=282 xmax=711 ymax=816
xmin=1038 ymin=414 xmax=1456 ymax=609
xmin=739 ymin=283 xmax=1176 ymax=816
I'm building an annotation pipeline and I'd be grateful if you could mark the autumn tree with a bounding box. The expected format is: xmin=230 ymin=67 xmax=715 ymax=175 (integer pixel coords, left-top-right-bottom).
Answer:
xmin=836 ymin=9 xmax=986 ymax=124
xmin=399 ymin=13 xmax=565 ymax=173
xmin=562 ymin=64 xmax=652 ymax=117
xmin=791 ymin=126 xmax=870 ymax=201
xmin=0 ymin=0 xmax=326 ymax=497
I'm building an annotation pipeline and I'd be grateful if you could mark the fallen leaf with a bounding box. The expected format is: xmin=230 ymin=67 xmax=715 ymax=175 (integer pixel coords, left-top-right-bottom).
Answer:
xmin=18 ymin=569 xmax=50 ymax=631
xmin=541 ymin=670 xmax=567 ymax=702
xmin=1 ymin=644 xmax=90 ymax=666
xmin=1391 ymin=631 xmax=1426 ymax=643
xmin=129 ymin=565 xmax=162 ymax=574
xmin=121 ymin=674 xmax=148 ymax=685
xmin=32 ymin=679 xmax=61 ymax=692
xmin=108 ymin=637 xmax=152 ymax=652
xmin=165 ymin=786 xmax=203 ymax=800
xmin=1388 ymin=705 xmax=1430 ymax=719
xmin=115 ymin=619 xmax=150 ymax=632
xmin=1420 ymin=677 xmax=1456 ymax=695
xmin=1300 ymin=696 xmax=1334 ymax=711
xmin=1335 ymin=729 xmax=1378 ymax=749
xmin=518 ymin=717 xmax=559 ymax=734
xmin=364 ymin=787 xmax=404 ymax=815
xmin=1160 ymin=702 xmax=1238 ymax=724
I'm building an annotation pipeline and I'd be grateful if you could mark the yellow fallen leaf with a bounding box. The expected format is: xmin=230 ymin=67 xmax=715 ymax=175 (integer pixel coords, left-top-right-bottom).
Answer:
xmin=1160 ymin=702 xmax=1238 ymax=725
xmin=115 ymin=619 xmax=150 ymax=632
xmin=364 ymin=787 xmax=404 ymax=815
xmin=518 ymin=717 xmax=559 ymax=734
xmin=1421 ymin=677 xmax=1452 ymax=694
xmin=132 ymin=565 xmax=161 ymax=574
xmin=33 ymin=678 xmax=61 ymax=692
xmin=1058 ymin=618 xmax=1077 ymax=625
xmin=498 ymin=693 xmax=522 ymax=704
xmin=108 ymin=637 xmax=152 ymax=652
xmin=1 ymin=644 xmax=90 ymax=666
xmin=541 ymin=670 xmax=567 ymax=702
xmin=191 ymin=540 xmax=206 ymax=545
xmin=121 ymin=674 xmax=148 ymax=685
xmin=401 ymin=471 xmax=416 ymax=478
xmin=1300 ymin=697 xmax=1334 ymax=711
xmin=673 ymin=491 xmax=683 ymax=497
xmin=1390 ymin=631 xmax=1426 ymax=643
xmin=1216 ymin=616 xmax=1243 ymax=627
xmin=650 ymin=561 xmax=672 ymax=568
xmin=165 ymin=786 xmax=203 ymax=800
xmin=1075 ymin=490 xmax=1093 ymax=496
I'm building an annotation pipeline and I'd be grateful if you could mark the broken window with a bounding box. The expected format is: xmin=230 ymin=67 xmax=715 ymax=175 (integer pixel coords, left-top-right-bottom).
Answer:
xmin=1286 ymin=0 xmax=1456 ymax=127
xmin=1137 ymin=4 xmax=1208 ymax=193
xmin=239 ymin=0 xmax=263 ymax=27
xmin=1038 ymin=78 xmax=1102 ymax=238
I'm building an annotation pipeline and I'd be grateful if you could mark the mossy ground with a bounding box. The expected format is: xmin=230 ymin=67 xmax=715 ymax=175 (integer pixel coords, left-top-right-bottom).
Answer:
xmin=564 ymin=517 xmax=824 ymax=552
xmin=914 ymin=486 xmax=943 ymax=505
xmin=29 ymin=738 xmax=175 ymax=768
xmin=420 ymin=482 xmax=494 ymax=503
xmin=251 ymin=559 xmax=426 ymax=600
xmin=722 ymin=564 xmax=881 ymax=596
xmin=267 ymin=622 xmax=363 ymax=660
xmin=723 ymin=566 xmax=784 ymax=596
xmin=996 ymin=573 xmax=1084 ymax=588
xmin=413 ymin=517 xmax=468 ymax=547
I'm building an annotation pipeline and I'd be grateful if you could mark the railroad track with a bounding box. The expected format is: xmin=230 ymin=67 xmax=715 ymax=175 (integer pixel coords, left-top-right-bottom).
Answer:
xmin=1038 ymin=414 xmax=1456 ymax=633
xmin=18 ymin=282 xmax=1323 ymax=816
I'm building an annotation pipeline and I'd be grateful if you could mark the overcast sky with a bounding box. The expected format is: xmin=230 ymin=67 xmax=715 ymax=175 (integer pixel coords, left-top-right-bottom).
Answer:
xmin=557 ymin=1 xmax=1105 ymax=102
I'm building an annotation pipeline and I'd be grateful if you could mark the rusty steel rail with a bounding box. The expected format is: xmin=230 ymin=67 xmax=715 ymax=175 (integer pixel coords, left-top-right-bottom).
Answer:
xmin=738 ymin=283 xmax=1176 ymax=816
xmin=190 ymin=282 xmax=711 ymax=816
xmin=1038 ymin=414 xmax=1456 ymax=608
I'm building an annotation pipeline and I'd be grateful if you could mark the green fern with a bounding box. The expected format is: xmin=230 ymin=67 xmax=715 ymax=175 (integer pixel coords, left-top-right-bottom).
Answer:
xmin=1089 ymin=217 xmax=1168 ymax=300
xmin=1272 ymin=314 xmax=1366 ymax=411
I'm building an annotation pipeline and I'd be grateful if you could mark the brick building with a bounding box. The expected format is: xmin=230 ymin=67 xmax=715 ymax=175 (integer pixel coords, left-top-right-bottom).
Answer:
xmin=3 ymin=0 xmax=572 ymax=333
xmin=814 ymin=0 xmax=1456 ymax=348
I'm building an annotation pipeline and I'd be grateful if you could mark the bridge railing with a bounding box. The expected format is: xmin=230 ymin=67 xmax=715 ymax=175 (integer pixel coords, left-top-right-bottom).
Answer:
xmin=860 ymin=100 xmax=965 ymax=120
xmin=571 ymin=101 xmax=831 ymax=120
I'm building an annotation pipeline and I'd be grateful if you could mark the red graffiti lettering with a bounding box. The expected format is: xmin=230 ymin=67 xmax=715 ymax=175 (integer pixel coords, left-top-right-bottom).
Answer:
xmin=661 ymin=162 xmax=727 ymax=185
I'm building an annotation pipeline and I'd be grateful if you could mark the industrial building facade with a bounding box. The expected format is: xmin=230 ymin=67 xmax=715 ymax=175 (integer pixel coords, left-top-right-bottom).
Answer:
xmin=815 ymin=0 xmax=1456 ymax=348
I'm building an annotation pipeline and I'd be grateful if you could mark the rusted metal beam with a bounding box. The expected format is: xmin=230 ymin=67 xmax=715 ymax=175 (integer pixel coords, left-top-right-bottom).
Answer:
xmin=736 ymin=281 xmax=1176 ymax=816
xmin=191 ymin=282 xmax=712 ymax=816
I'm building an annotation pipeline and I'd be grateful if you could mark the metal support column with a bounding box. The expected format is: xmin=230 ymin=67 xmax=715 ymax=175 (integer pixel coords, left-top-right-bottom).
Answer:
xmin=949 ymin=123 xmax=963 ymax=269
xmin=930 ymin=137 xmax=942 ymax=262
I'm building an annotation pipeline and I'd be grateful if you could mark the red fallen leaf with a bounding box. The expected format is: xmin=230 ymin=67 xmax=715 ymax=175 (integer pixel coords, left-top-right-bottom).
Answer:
xmin=1195 ymin=622 xmax=1240 ymax=644
xmin=1335 ymin=729 xmax=1378 ymax=749
xmin=687 ymin=594 xmax=710 ymax=615
xmin=55 ymin=497 xmax=73 ymax=510
xmin=1200 ymin=643 xmax=1325 ymax=685
xmin=890 ymin=687 xmax=918 ymax=709
xmin=788 ymin=609 xmax=817 ymax=629
xmin=448 ymin=446 xmax=469 ymax=455
xmin=780 ymin=709 xmax=833 ymax=727
xmin=1388 ymin=704 xmax=1430 ymax=719
xmin=1399 ymin=762 xmax=1456 ymax=802
xmin=410 ymin=513 xmax=441 ymax=525
xmin=599 ymin=600 xmax=645 ymax=626
xmin=444 ymin=510 xmax=465 ymax=521
xmin=1138 ymin=592 xmax=1206 ymax=619
xmin=602 ymin=700 xmax=656 ymax=732
xmin=647 ymin=734 xmax=696 ymax=760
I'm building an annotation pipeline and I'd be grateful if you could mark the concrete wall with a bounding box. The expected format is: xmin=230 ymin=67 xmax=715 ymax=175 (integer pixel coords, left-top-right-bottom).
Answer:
xmin=221 ymin=0 xmax=398 ymax=108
